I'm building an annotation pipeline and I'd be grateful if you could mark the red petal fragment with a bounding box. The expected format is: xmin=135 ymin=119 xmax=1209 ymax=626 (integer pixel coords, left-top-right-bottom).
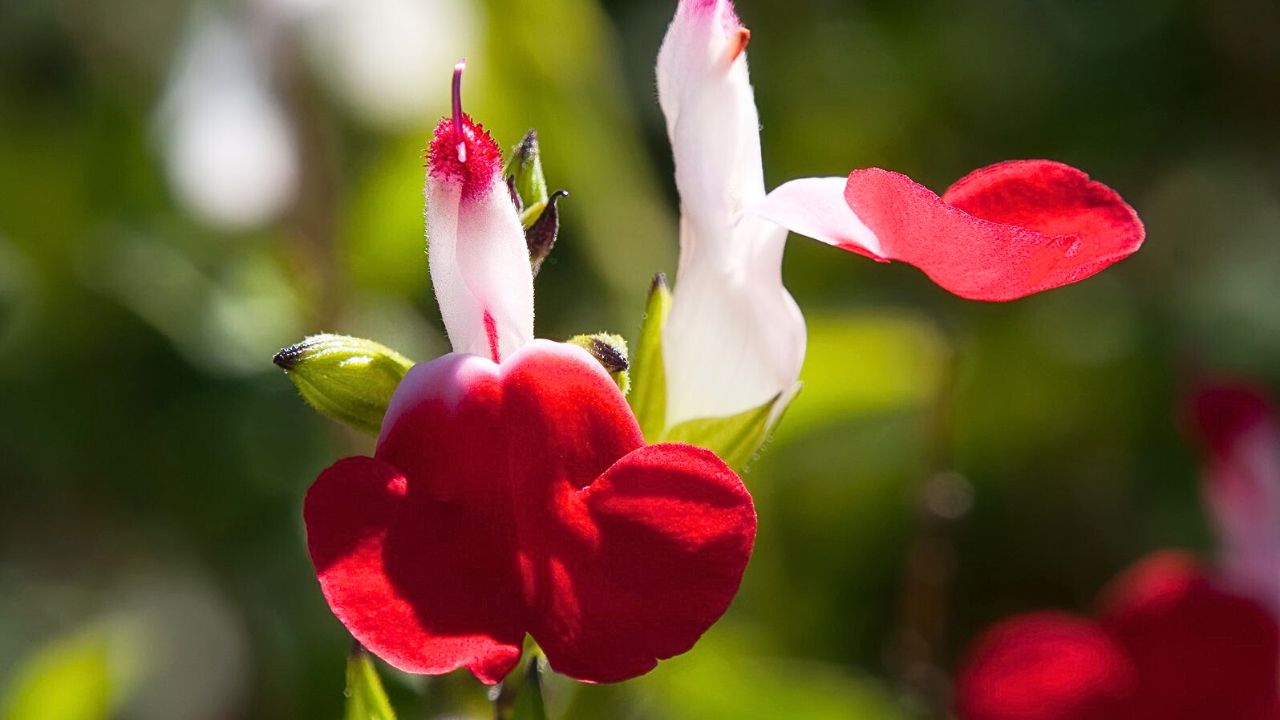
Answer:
xmin=529 ymin=443 xmax=756 ymax=683
xmin=304 ymin=358 xmax=524 ymax=681
xmin=844 ymin=160 xmax=1144 ymax=301
xmin=1097 ymin=551 xmax=1280 ymax=720
xmin=499 ymin=343 xmax=755 ymax=683
xmin=953 ymin=612 xmax=1136 ymax=720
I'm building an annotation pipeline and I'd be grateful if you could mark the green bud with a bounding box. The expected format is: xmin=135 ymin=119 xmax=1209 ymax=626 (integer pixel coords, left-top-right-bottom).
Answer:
xmin=627 ymin=273 xmax=671 ymax=441
xmin=504 ymin=130 xmax=549 ymax=228
xmin=273 ymin=334 xmax=414 ymax=435
xmin=568 ymin=332 xmax=630 ymax=396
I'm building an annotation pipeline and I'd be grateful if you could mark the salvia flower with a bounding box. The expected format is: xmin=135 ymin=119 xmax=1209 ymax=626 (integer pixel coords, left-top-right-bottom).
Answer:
xmin=656 ymin=0 xmax=1146 ymax=430
xmin=955 ymin=551 xmax=1280 ymax=720
xmin=955 ymin=385 xmax=1280 ymax=719
xmin=303 ymin=64 xmax=756 ymax=685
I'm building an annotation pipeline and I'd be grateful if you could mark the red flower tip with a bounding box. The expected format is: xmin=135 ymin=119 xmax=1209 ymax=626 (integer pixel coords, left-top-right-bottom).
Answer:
xmin=844 ymin=159 xmax=1145 ymax=301
xmin=1097 ymin=551 xmax=1280 ymax=720
xmin=1189 ymin=382 xmax=1276 ymax=459
xmin=954 ymin=612 xmax=1136 ymax=720
xmin=427 ymin=62 xmax=502 ymax=199
xmin=304 ymin=341 xmax=756 ymax=685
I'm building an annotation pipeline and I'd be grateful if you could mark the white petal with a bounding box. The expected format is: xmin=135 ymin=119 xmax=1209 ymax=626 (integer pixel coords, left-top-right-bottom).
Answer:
xmin=663 ymin=217 xmax=805 ymax=428
xmin=656 ymin=0 xmax=805 ymax=427
xmin=426 ymin=175 xmax=534 ymax=362
xmin=756 ymin=177 xmax=885 ymax=257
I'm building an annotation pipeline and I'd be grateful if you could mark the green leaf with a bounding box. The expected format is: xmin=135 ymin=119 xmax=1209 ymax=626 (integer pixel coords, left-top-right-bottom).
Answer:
xmin=504 ymin=130 xmax=549 ymax=228
xmin=663 ymin=386 xmax=800 ymax=472
xmin=2 ymin=630 xmax=113 ymax=720
xmin=273 ymin=334 xmax=415 ymax=435
xmin=567 ymin=332 xmax=629 ymax=395
xmin=344 ymin=648 xmax=397 ymax=720
xmin=627 ymin=273 xmax=671 ymax=442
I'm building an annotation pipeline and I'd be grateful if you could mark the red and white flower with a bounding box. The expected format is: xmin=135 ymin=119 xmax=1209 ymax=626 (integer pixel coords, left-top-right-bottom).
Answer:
xmin=657 ymin=0 xmax=1145 ymax=428
xmin=303 ymin=64 xmax=757 ymax=685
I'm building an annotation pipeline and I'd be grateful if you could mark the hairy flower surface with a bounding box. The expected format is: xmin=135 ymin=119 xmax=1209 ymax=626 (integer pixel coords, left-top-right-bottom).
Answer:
xmin=303 ymin=64 xmax=756 ymax=685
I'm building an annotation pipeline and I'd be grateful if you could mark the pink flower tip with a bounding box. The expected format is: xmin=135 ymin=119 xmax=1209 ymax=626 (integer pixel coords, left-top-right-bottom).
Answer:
xmin=427 ymin=116 xmax=502 ymax=199
xmin=428 ymin=63 xmax=501 ymax=198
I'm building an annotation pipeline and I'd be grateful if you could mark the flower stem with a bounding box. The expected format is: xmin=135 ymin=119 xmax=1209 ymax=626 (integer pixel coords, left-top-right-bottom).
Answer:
xmin=492 ymin=643 xmax=547 ymax=720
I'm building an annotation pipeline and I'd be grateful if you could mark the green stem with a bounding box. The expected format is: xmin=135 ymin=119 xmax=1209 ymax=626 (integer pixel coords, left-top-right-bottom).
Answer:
xmin=492 ymin=644 xmax=547 ymax=720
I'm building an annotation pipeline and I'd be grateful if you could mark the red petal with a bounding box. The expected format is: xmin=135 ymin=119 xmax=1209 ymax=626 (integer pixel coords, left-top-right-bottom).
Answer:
xmin=307 ymin=355 xmax=526 ymax=684
xmin=844 ymin=160 xmax=1144 ymax=301
xmin=1097 ymin=551 xmax=1280 ymax=720
xmin=500 ymin=344 xmax=756 ymax=683
xmin=304 ymin=341 xmax=756 ymax=685
xmin=526 ymin=444 xmax=756 ymax=682
xmin=953 ymin=612 xmax=1136 ymax=720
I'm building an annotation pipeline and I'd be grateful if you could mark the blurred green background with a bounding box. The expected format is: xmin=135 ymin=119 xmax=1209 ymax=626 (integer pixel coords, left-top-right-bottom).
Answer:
xmin=2 ymin=0 xmax=1278 ymax=717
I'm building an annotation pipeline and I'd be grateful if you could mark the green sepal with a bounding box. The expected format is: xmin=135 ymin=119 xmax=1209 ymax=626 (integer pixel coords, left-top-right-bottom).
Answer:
xmin=504 ymin=130 xmax=549 ymax=228
xmin=663 ymin=384 xmax=801 ymax=472
xmin=627 ymin=273 xmax=671 ymax=442
xmin=511 ymin=654 xmax=548 ymax=720
xmin=568 ymin=332 xmax=629 ymax=395
xmin=273 ymin=334 xmax=414 ymax=436
xmin=344 ymin=645 xmax=397 ymax=720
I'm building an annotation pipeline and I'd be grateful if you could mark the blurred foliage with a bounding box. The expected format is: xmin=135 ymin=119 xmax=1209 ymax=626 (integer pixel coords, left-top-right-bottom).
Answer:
xmin=2 ymin=0 xmax=1279 ymax=717
xmin=3 ymin=628 xmax=116 ymax=720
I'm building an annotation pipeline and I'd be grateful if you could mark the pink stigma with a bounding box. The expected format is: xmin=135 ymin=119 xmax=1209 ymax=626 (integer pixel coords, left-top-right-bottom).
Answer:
xmin=427 ymin=62 xmax=501 ymax=199
xmin=452 ymin=60 xmax=467 ymax=163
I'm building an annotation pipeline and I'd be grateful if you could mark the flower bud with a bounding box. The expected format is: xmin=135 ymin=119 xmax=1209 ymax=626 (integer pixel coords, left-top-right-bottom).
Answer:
xmin=526 ymin=190 xmax=566 ymax=276
xmin=504 ymin=130 xmax=549 ymax=227
xmin=567 ymin=332 xmax=629 ymax=395
xmin=273 ymin=334 xmax=413 ymax=435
